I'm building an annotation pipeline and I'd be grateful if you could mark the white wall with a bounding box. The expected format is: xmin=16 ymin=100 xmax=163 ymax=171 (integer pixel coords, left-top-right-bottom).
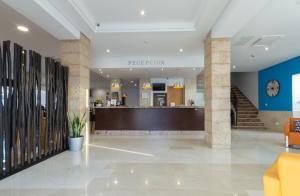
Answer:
xmin=122 ymin=83 xmax=140 ymax=107
xmin=90 ymin=71 xmax=110 ymax=103
xmin=293 ymin=74 xmax=300 ymax=117
xmin=231 ymin=72 xmax=258 ymax=108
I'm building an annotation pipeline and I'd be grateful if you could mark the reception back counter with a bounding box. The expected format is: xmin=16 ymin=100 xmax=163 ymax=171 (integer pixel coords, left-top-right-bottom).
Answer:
xmin=95 ymin=107 xmax=204 ymax=131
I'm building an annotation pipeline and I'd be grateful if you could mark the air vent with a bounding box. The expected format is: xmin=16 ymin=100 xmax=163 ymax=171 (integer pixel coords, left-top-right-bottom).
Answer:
xmin=252 ymin=35 xmax=285 ymax=47
xmin=233 ymin=36 xmax=255 ymax=46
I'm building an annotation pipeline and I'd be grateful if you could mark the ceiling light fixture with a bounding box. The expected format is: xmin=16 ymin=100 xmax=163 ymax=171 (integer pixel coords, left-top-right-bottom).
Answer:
xmin=179 ymin=48 xmax=183 ymax=53
xmin=232 ymin=65 xmax=236 ymax=69
xmin=140 ymin=9 xmax=146 ymax=16
xmin=17 ymin=25 xmax=29 ymax=32
xmin=106 ymin=49 xmax=110 ymax=53
xmin=265 ymin=46 xmax=269 ymax=51
xmin=131 ymin=80 xmax=134 ymax=83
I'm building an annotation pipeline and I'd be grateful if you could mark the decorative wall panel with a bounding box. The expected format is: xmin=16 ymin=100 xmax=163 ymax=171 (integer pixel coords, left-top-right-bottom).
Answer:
xmin=0 ymin=40 xmax=69 ymax=179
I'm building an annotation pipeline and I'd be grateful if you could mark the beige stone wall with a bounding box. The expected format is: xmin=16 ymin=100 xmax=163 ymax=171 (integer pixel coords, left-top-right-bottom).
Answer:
xmin=259 ymin=111 xmax=292 ymax=132
xmin=204 ymin=34 xmax=231 ymax=148
xmin=185 ymin=78 xmax=197 ymax=106
xmin=60 ymin=33 xmax=90 ymax=121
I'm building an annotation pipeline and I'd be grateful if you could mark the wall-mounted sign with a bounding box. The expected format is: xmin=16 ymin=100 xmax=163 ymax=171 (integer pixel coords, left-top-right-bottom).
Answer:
xmin=128 ymin=60 xmax=165 ymax=66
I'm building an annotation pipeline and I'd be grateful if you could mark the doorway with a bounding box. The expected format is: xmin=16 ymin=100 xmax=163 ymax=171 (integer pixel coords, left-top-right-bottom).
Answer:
xmin=292 ymin=74 xmax=300 ymax=117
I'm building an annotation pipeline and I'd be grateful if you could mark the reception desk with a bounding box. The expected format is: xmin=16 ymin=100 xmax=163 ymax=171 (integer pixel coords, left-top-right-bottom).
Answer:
xmin=94 ymin=107 xmax=204 ymax=131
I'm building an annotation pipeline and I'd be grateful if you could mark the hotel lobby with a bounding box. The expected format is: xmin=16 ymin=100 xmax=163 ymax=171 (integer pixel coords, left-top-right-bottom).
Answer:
xmin=0 ymin=0 xmax=300 ymax=195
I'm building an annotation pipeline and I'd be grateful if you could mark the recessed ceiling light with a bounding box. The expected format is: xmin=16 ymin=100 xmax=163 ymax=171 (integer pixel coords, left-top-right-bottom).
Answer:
xmin=232 ymin=65 xmax=236 ymax=69
xmin=179 ymin=48 xmax=183 ymax=53
xmin=17 ymin=25 xmax=29 ymax=32
xmin=265 ymin=47 xmax=269 ymax=51
xmin=106 ymin=49 xmax=110 ymax=53
xmin=140 ymin=9 xmax=146 ymax=16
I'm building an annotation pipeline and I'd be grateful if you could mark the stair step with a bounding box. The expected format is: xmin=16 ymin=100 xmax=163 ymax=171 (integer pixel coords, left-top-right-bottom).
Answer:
xmin=237 ymin=110 xmax=258 ymax=113
xmin=232 ymin=126 xmax=266 ymax=129
xmin=237 ymin=114 xmax=258 ymax=118
xmin=237 ymin=122 xmax=264 ymax=126
xmin=237 ymin=118 xmax=261 ymax=122
xmin=237 ymin=106 xmax=255 ymax=109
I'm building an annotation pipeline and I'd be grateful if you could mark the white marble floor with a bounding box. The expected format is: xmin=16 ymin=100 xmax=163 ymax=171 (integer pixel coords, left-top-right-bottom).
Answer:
xmin=0 ymin=130 xmax=297 ymax=196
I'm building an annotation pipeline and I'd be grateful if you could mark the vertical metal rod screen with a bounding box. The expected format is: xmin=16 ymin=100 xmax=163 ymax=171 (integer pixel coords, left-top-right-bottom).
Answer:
xmin=0 ymin=40 xmax=69 ymax=179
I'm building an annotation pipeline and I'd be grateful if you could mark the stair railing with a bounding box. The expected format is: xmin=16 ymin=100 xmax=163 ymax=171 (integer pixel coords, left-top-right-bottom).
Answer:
xmin=231 ymin=88 xmax=238 ymax=126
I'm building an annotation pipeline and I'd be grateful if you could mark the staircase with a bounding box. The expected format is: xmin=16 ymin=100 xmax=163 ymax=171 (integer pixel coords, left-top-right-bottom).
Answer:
xmin=231 ymin=87 xmax=265 ymax=129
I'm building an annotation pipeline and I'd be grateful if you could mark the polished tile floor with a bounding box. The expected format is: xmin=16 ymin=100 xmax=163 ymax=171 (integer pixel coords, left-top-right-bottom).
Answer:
xmin=0 ymin=130 xmax=296 ymax=196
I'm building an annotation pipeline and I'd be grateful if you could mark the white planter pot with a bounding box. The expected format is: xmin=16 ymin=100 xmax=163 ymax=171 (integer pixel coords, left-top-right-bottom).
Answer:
xmin=68 ymin=136 xmax=84 ymax=151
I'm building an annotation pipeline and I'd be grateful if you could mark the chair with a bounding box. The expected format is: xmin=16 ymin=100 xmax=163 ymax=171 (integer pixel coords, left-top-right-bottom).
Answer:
xmin=284 ymin=118 xmax=300 ymax=146
xmin=264 ymin=152 xmax=300 ymax=196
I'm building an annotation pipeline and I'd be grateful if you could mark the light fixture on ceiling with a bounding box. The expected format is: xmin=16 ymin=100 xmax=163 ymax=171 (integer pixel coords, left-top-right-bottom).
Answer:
xmin=140 ymin=9 xmax=146 ymax=16
xmin=142 ymin=82 xmax=152 ymax=89
xmin=232 ymin=65 xmax=236 ymax=69
xmin=17 ymin=25 xmax=29 ymax=32
xmin=179 ymin=48 xmax=183 ymax=53
xmin=173 ymin=82 xmax=184 ymax=89
xmin=131 ymin=80 xmax=134 ymax=83
xmin=106 ymin=49 xmax=110 ymax=53
xmin=264 ymin=46 xmax=269 ymax=51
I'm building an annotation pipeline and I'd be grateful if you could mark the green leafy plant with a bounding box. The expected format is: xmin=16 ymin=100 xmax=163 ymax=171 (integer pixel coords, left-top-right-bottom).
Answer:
xmin=68 ymin=112 xmax=86 ymax=138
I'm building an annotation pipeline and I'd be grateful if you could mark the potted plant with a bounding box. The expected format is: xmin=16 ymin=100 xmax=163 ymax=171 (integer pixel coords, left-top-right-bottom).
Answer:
xmin=95 ymin=99 xmax=103 ymax=107
xmin=68 ymin=112 xmax=86 ymax=151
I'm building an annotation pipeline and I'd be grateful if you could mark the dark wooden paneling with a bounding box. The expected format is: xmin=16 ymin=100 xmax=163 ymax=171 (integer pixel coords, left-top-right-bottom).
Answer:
xmin=0 ymin=41 xmax=69 ymax=179
xmin=95 ymin=108 xmax=204 ymax=130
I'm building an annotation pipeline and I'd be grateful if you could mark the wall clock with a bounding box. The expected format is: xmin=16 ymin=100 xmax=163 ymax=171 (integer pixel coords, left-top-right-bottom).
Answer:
xmin=266 ymin=80 xmax=280 ymax=97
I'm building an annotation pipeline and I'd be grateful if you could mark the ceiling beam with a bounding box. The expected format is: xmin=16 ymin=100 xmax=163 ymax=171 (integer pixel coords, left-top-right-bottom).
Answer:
xmin=211 ymin=0 xmax=272 ymax=38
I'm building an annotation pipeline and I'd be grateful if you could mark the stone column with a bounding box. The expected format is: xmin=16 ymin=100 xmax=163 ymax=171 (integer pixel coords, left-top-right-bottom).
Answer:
xmin=60 ymin=33 xmax=91 ymax=134
xmin=204 ymin=33 xmax=231 ymax=148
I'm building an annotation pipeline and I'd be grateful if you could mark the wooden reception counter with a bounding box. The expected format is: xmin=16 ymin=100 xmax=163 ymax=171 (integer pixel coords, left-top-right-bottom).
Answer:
xmin=94 ymin=106 xmax=204 ymax=131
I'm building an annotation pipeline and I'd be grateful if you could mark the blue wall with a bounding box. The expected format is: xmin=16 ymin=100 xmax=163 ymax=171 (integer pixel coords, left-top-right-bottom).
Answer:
xmin=259 ymin=56 xmax=300 ymax=111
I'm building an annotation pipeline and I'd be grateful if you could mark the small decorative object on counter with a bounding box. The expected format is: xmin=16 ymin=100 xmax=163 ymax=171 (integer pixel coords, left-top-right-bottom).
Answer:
xmin=68 ymin=112 xmax=86 ymax=151
xmin=95 ymin=99 xmax=103 ymax=107
xmin=188 ymin=99 xmax=195 ymax=106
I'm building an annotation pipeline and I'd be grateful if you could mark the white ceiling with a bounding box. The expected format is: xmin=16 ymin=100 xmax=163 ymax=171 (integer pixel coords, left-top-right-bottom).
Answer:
xmin=232 ymin=0 xmax=300 ymax=72
xmin=3 ymin=0 xmax=300 ymax=76
xmin=0 ymin=1 xmax=59 ymax=57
